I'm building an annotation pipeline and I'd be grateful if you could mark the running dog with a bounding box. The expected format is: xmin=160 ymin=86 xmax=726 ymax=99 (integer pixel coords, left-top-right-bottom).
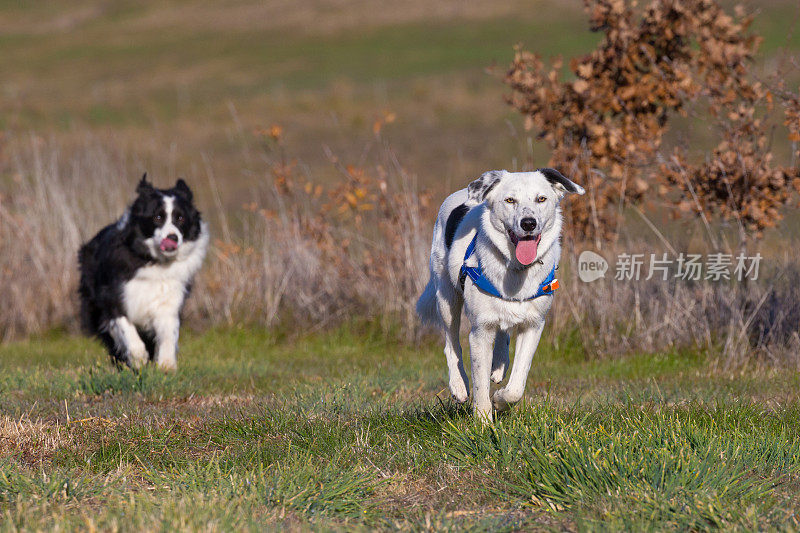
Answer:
xmin=417 ymin=169 xmax=584 ymax=421
xmin=78 ymin=175 xmax=209 ymax=370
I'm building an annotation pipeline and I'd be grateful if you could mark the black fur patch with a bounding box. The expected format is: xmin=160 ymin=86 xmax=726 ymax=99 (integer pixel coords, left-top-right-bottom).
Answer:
xmin=467 ymin=170 xmax=503 ymax=203
xmin=482 ymin=179 xmax=499 ymax=199
xmin=445 ymin=204 xmax=469 ymax=249
xmin=538 ymin=167 xmax=580 ymax=193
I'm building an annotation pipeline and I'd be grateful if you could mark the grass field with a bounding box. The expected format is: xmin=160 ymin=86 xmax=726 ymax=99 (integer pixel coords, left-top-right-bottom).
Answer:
xmin=4 ymin=1 xmax=800 ymax=530
xmin=3 ymin=327 xmax=800 ymax=530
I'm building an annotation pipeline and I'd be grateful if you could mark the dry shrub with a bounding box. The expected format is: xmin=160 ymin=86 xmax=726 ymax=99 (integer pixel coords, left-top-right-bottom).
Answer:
xmin=661 ymin=121 xmax=795 ymax=239
xmin=502 ymin=0 xmax=800 ymax=361
xmin=505 ymin=0 xmax=799 ymax=241
xmin=195 ymin=126 xmax=433 ymax=334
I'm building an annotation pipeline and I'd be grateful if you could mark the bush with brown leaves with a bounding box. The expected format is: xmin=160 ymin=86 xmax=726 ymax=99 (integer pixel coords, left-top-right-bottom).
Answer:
xmin=506 ymin=0 xmax=800 ymax=242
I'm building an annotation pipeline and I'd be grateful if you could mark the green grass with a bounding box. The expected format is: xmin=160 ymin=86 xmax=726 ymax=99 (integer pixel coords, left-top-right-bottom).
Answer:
xmin=2 ymin=326 xmax=800 ymax=530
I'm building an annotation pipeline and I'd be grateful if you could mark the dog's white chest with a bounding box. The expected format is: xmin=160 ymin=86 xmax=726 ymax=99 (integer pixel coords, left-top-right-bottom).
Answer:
xmin=489 ymin=295 xmax=551 ymax=330
xmin=464 ymin=287 xmax=552 ymax=330
xmin=123 ymin=265 xmax=188 ymax=329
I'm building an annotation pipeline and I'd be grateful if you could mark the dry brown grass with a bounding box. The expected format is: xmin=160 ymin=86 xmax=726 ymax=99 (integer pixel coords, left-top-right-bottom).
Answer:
xmin=0 ymin=133 xmax=432 ymax=339
xmin=0 ymin=416 xmax=74 ymax=466
xmin=557 ymin=246 xmax=800 ymax=364
xmin=0 ymin=138 xmax=130 ymax=339
xmin=2 ymin=132 xmax=799 ymax=363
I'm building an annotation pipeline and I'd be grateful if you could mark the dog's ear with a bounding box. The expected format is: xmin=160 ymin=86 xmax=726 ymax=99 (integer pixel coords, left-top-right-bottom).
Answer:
xmin=174 ymin=178 xmax=193 ymax=202
xmin=137 ymin=173 xmax=154 ymax=195
xmin=539 ymin=168 xmax=585 ymax=197
xmin=467 ymin=170 xmax=504 ymax=204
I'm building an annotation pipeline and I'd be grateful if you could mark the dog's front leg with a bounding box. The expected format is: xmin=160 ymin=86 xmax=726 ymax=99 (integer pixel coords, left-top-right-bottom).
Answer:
xmin=492 ymin=321 xmax=545 ymax=412
xmin=153 ymin=316 xmax=180 ymax=371
xmin=468 ymin=325 xmax=495 ymax=422
xmin=107 ymin=317 xmax=148 ymax=370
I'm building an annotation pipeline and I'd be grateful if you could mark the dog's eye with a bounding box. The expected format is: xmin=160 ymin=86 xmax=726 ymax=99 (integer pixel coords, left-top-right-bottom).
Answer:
xmin=175 ymin=214 xmax=184 ymax=223
xmin=154 ymin=214 xmax=164 ymax=222
xmin=537 ymin=196 xmax=547 ymax=203
xmin=504 ymin=197 xmax=516 ymax=204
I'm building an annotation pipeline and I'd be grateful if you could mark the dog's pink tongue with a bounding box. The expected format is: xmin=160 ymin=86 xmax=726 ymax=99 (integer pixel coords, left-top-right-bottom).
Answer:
xmin=515 ymin=238 xmax=539 ymax=265
xmin=160 ymin=237 xmax=178 ymax=252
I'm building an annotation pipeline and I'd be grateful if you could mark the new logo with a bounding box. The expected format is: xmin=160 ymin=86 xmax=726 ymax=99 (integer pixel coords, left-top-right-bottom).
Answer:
xmin=578 ymin=250 xmax=608 ymax=282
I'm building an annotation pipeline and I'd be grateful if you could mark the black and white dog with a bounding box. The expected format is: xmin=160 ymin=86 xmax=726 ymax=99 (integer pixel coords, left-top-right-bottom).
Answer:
xmin=78 ymin=175 xmax=209 ymax=370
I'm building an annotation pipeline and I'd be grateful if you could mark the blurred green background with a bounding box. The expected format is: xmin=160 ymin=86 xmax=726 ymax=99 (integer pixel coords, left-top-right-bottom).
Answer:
xmin=2 ymin=0 xmax=798 ymax=204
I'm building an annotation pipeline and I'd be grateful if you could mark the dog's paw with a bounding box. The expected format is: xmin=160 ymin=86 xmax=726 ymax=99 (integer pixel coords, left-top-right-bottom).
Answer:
xmin=156 ymin=358 xmax=177 ymax=372
xmin=449 ymin=377 xmax=469 ymax=403
xmin=492 ymin=389 xmax=516 ymax=413
xmin=127 ymin=345 xmax=148 ymax=370
xmin=490 ymin=365 xmax=506 ymax=384
xmin=473 ymin=404 xmax=494 ymax=424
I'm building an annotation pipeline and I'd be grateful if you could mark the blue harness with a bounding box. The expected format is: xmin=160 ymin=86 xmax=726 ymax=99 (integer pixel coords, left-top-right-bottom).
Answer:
xmin=459 ymin=233 xmax=558 ymax=301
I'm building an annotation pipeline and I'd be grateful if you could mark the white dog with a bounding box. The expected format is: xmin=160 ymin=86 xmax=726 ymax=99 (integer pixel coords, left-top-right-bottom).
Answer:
xmin=417 ymin=169 xmax=584 ymax=421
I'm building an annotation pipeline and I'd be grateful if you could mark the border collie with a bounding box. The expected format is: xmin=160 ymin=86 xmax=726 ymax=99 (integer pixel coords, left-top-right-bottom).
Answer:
xmin=78 ymin=175 xmax=209 ymax=370
xmin=416 ymin=169 xmax=584 ymax=421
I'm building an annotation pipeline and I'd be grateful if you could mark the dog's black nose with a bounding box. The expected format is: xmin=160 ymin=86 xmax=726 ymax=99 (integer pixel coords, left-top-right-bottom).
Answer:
xmin=520 ymin=218 xmax=537 ymax=232
xmin=166 ymin=233 xmax=179 ymax=242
